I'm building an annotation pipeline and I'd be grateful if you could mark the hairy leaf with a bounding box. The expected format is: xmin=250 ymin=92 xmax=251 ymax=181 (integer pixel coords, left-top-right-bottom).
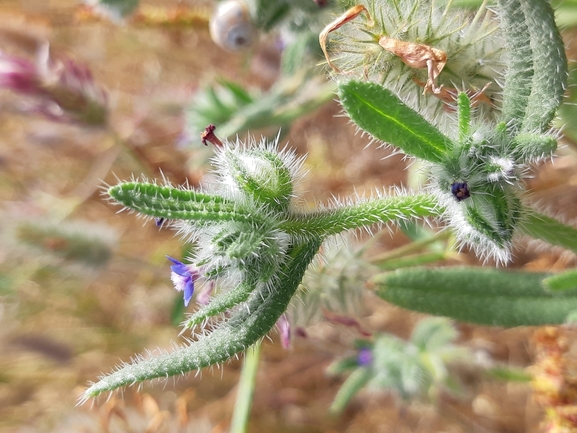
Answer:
xmin=338 ymin=81 xmax=453 ymax=163
xmin=374 ymin=267 xmax=577 ymax=326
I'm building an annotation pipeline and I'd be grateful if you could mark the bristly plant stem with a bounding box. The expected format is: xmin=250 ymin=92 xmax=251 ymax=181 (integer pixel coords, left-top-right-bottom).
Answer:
xmin=281 ymin=194 xmax=440 ymax=238
xmin=230 ymin=341 xmax=261 ymax=433
xmin=497 ymin=0 xmax=567 ymax=134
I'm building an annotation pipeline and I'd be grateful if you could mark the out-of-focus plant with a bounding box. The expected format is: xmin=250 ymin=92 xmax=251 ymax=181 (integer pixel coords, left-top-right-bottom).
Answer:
xmin=186 ymin=0 xmax=337 ymax=144
xmin=13 ymin=219 xmax=116 ymax=271
xmin=81 ymin=0 xmax=577 ymax=406
xmin=327 ymin=317 xmax=466 ymax=414
xmin=530 ymin=327 xmax=577 ymax=432
xmin=186 ymin=73 xmax=335 ymax=142
xmin=0 ymin=45 xmax=108 ymax=127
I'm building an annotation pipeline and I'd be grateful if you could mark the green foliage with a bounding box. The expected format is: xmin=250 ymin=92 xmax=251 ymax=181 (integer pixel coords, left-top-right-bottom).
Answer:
xmin=330 ymin=368 xmax=372 ymax=414
xmin=497 ymin=0 xmax=534 ymax=129
xmin=485 ymin=366 xmax=532 ymax=383
xmin=329 ymin=317 xmax=465 ymax=414
xmin=338 ymin=81 xmax=453 ymax=163
xmin=16 ymin=220 xmax=115 ymax=269
xmin=374 ymin=267 xmax=577 ymax=326
xmin=519 ymin=210 xmax=577 ymax=255
xmin=517 ymin=0 xmax=568 ymax=132
xmin=109 ymin=182 xmax=259 ymax=223
xmin=543 ymin=269 xmax=577 ymax=293
xmin=187 ymin=73 xmax=335 ymax=140
xmin=90 ymin=0 xmax=139 ymax=19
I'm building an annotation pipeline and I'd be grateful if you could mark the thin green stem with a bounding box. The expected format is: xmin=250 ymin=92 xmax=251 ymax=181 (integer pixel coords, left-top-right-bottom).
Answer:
xmin=230 ymin=341 xmax=261 ymax=433
xmin=369 ymin=230 xmax=451 ymax=264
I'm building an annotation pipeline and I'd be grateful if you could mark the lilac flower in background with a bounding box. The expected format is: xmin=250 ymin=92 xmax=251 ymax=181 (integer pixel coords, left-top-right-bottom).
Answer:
xmin=277 ymin=314 xmax=291 ymax=350
xmin=167 ymin=256 xmax=199 ymax=307
xmin=0 ymin=44 xmax=108 ymax=126
xmin=357 ymin=347 xmax=373 ymax=367
xmin=0 ymin=54 xmax=40 ymax=94
xmin=195 ymin=280 xmax=215 ymax=306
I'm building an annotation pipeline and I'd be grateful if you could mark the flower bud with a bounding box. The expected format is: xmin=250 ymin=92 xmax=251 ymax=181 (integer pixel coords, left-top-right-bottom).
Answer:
xmin=321 ymin=0 xmax=502 ymax=123
xmin=215 ymin=137 xmax=302 ymax=213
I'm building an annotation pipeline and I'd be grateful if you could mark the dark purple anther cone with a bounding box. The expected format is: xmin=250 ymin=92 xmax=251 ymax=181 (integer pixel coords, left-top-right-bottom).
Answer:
xmin=451 ymin=182 xmax=471 ymax=202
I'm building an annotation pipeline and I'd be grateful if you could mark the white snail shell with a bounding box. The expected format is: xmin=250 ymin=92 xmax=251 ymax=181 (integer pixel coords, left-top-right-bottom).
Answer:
xmin=209 ymin=0 xmax=257 ymax=52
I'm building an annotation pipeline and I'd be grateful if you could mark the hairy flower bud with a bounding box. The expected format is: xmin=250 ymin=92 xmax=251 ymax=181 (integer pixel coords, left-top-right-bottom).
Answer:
xmin=212 ymin=135 xmax=304 ymax=212
xmin=321 ymin=0 xmax=502 ymax=124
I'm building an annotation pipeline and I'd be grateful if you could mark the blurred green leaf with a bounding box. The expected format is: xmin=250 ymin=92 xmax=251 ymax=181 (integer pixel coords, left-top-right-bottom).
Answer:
xmin=373 ymin=267 xmax=577 ymax=326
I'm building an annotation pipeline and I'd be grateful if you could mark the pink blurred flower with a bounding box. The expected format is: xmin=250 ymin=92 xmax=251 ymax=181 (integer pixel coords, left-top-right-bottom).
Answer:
xmin=277 ymin=314 xmax=291 ymax=350
xmin=0 ymin=54 xmax=40 ymax=94
xmin=0 ymin=45 xmax=108 ymax=126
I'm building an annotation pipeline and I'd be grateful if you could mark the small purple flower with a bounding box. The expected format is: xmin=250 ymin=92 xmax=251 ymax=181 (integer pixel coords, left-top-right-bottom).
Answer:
xmin=167 ymin=255 xmax=199 ymax=307
xmin=357 ymin=347 xmax=373 ymax=367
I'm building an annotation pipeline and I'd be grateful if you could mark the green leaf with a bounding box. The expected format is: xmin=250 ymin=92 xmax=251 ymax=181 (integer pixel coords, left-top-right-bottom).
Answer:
xmin=326 ymin=356 xmax=362 ymax=376
xmin=225 ymin=148 xmax=294 ymax=212
xmin=410 ymin=317 xmax=458 ymax=352
xmin=485 ymin=366 xmax=532 ymax=383
xmin=373 ymin=267 xmax=577 ymax=327
xmin=183 ymin=281 xmax=256 ymax=329
xmin=496 ymin=0 xmax=567 ymax=133
xmin=519 ymin=210 xmax=577 ymax=255
xmin=461 ymin=185 xmax=521 ymax=251
xmin=108 ymin=182 xmax=259 ymax=224
xmin=338 ymin=81 xmax=453 ymax=163
xmin=542 ymin=269 xmax=577 ymax=293
xmin=230 ymin=342 xmax=261 ymax=433
xmin=329 ymin=367 xmax=372 ymax=415
xmin=512 ymin=133 xmax=557 ymax=162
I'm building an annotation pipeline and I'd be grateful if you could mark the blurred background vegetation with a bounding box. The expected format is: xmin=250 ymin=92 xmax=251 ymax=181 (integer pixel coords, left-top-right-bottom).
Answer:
xmin=2 ymin=0 xmax=577 ymax=432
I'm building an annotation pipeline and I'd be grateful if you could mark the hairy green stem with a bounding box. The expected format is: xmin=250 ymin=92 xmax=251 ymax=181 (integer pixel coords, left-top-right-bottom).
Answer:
xmin=497 ymin=0 xmax=534 ymax=130
xmin=183 ymin=281 xmax=256 ymax=329
xmin=281 ymin=194 xmax=440 ymax=238
xmin=82 ymin=238 xmax=321 ymax=399
xmin=519 ymin=0 xmax=567 ymax=132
